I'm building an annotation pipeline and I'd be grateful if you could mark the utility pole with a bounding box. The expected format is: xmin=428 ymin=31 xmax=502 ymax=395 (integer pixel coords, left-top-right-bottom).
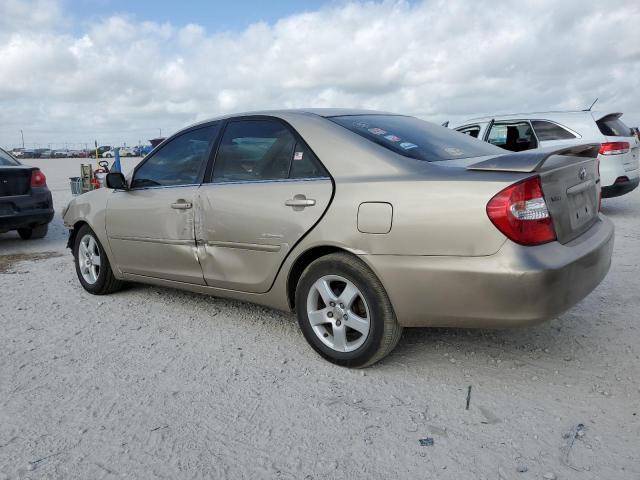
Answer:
xmin=158 ymin=128 xmax=162 ymax=138
xmin=20 ymin=130 xmax=24 ymax=149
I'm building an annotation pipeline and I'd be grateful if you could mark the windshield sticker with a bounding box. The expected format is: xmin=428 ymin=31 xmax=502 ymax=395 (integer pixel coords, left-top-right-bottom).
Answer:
xmin=293 ymin=151 xmax=304 ymax=161
xmin=384 ymin=134 xmax=401 ymax=142
xmin=443 ymin=147 xmax=464 ymax=156
xmin=353 ymin=121 xmax=369 ymax=129
xmin=399 ymin=142 xmax=417 ymax=150
xmin=368 ymin=128 xmax=387 ymax=135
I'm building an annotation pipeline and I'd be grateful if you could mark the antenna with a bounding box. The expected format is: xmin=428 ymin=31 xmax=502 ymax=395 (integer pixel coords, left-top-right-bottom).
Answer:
xmin=584 ymin=97 xmax=598 ymax=111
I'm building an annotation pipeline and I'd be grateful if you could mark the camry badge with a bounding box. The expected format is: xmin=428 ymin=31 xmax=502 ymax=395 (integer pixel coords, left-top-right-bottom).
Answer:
xmin=579 ymin=167 xmax=586 ymax=180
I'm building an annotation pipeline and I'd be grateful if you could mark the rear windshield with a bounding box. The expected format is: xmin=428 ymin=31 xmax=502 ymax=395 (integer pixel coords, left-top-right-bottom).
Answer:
xmin=0 ymin=148 xmax=20 ymax=166
xmin=329 ymin=115 xmax=502 ymax=161
xmin=597 ymin=115 xmax=631 ymax=137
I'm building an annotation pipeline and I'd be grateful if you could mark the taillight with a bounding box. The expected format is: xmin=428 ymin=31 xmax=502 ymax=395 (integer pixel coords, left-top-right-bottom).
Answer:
xmin=486 ymin=176 xmax=556 ymax=246
xmin=599 ymin=142 xmax=630 ymax=155
xmin=30 ymin=169 xmax=47 ymax=188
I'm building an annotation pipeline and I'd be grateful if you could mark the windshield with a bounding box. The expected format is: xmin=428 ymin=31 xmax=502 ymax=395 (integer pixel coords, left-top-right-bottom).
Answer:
xmin=329 ymin=115 xmax=503 ymax=161
xmin=0 ymin=148 xmax=20 ymax=166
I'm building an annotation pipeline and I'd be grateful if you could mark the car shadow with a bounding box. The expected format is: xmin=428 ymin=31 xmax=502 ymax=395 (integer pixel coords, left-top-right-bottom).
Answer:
xmin=600 ymin=202 xmax=636 ymax=219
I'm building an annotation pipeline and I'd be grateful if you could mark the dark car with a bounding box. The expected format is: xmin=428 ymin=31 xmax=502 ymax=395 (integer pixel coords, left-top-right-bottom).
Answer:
xmin=0 ymin=148 xmax=54 ymax=239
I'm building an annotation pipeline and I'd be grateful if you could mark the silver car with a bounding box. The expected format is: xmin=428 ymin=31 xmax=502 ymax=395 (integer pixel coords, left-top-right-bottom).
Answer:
xmin=452 ymin=110 xmax=640 ymax=197
xmin=63 ymin=109 xmax=614 ymax=367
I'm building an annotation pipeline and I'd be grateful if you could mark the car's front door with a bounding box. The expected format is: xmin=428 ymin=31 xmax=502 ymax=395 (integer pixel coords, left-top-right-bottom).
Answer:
xmin=196 ymin=118 xmax=333 ymax=293
xmin=106 ymin=124 xmax=219 ymax=284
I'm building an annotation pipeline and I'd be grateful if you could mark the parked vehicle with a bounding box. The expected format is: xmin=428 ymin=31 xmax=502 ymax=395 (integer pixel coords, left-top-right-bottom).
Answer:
xmin=63 ymin=109 xmax=613 ymax=366
xmin=95 ymin=146 xmax=112 ymax=158
xmin=33 ymin=148 xmax=53 ymax=159
xmin=0 ymin=147 xmax=54 ymax=239
xmin=104 ymin=147 xmax=134 ymax=158
xmin=53 ymin=149 xmax=74 ymax=158
xmin=452 ymin=111 xmax=640 ymax=198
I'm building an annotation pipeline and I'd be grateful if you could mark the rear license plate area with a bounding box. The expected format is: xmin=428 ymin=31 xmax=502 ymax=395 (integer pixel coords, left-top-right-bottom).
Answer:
xmin=568 ymin=190 xmax=594 ymax=229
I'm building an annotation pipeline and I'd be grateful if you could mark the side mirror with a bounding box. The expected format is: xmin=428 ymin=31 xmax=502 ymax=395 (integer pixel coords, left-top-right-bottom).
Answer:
xmin=106 ymin=172 xmax=128 ymax=190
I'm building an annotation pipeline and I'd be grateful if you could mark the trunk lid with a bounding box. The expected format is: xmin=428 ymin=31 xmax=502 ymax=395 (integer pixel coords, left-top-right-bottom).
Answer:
xmin=466 ymin=144 xmax=601 ymax=244
xmin=0 ymin=166 xmax=33 ymax=197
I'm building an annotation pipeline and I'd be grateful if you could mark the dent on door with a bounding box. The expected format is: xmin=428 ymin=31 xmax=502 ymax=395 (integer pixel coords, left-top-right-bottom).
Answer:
xmin=106 ymin=187 xmax=205 ymax=284
xmin=195 ymin=180 xmax=333 ymax=293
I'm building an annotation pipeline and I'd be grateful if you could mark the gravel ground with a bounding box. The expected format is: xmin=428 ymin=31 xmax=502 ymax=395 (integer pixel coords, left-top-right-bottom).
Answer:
xmin=1 ymin=158 xmax=639 ymax=479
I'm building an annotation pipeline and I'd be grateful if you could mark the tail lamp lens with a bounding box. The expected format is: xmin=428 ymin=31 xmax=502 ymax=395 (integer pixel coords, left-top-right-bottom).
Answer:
xmin=30 ymin=169 xmax=47 ymax=188
xmin=486 ymin=176 xmax=556 ymax=246
xmin=599 ymin=142 xmax=630 ymax=155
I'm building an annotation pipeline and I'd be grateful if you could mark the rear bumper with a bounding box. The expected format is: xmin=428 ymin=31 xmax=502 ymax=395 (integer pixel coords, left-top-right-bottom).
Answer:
xmin=364 ymin=215 xmax=614 ymax=328
xmin=0 ymin=189 xmax=54 ymax=232
xmin=601 ymin=176 xmax=639 ymax=198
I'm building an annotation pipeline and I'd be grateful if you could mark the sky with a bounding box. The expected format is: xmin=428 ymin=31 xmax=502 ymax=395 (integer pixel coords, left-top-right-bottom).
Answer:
xmin=1 ymin=0 xmax=639 ymax=149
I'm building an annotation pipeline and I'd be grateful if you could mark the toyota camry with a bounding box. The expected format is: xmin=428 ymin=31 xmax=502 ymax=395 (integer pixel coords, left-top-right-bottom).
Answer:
xmin=63 ymin=109 xmax=614 ymax=367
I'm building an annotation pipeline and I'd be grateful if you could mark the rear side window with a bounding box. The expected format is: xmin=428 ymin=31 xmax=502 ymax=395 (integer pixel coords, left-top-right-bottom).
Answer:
xmin=132 ymin=124 xmax=218 ymax=188
xmin=213 ymin=120 xmax=295 ymax=182
xmin=289 ymin=141 xmax=327 ymax=179
xmin=531 ymin=120 xmax=577 ymax=141
xmin=212 ymin=119 xmax=327 ymax=182
xmin=597 ymin=116 xmax=631 ymax=137
xmin=330 ymin=115 xmax=502 ymax=162
xmin=0 ymin=148 xmax=20 ymax=166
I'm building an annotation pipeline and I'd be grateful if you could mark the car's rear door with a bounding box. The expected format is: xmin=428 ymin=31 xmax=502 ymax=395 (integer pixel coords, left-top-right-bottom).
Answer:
xmin=106 ymin=123 xmax=220 ymax=284
xmin=196 ymin=117 xmax=333 ymax=293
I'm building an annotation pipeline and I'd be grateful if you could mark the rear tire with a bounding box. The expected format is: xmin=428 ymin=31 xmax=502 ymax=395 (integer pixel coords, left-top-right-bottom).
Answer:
xmin=17 ymin=224 xmax=48 ymax=240
xmin=295 ymin=252 xmax=402 ymax=368
xmin=73 ymin=224 xmax=123 ymax=295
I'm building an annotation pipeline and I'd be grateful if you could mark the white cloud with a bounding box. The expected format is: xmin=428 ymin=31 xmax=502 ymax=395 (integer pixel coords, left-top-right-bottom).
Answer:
xmin=1 ymin=0 xmax=639 ymax=148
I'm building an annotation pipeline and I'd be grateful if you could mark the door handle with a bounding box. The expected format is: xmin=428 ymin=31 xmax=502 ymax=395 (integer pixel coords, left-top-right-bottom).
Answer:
xmin=285 ymin=195 xmax=316 ymax=209
xmin=171 ymin=200 xmax=192 ymax=210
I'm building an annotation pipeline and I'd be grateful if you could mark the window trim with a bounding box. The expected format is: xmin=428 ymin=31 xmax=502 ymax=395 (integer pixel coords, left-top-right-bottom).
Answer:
xmin=129 ymin=122 xmax=221 ymax=191
xmin=206 ymin=115 xmax=330 ymax=184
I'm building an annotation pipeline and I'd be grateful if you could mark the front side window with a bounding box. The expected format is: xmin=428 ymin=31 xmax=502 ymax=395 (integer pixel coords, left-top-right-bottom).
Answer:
xmin=531 ymin=120 xmax=577 ymax=141
xmin=132 ymin=124 xmax=218 ymax=188
xmin=0 ymin=148 xmax=20 ymax=166
xmin=487 ymin=121 xmax=537 ymax=152
xmin=212 ymin=119 xmax=298 ymax=182
xmin=330 ymin=115 xmax=502 ymax=162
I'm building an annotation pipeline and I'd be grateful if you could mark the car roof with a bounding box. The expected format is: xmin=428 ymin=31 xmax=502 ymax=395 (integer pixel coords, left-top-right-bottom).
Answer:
xmin=182 ymin=108 xmax=399 ymax=130
xmin=460 ymin=110 xmax=622 ymax=124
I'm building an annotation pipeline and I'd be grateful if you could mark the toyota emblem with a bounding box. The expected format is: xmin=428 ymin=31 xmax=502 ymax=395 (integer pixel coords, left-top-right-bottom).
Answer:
xmin=579 ymin=167 xmax=586 ymax=180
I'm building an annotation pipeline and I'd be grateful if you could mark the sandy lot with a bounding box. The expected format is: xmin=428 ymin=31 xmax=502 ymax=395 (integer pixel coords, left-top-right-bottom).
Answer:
xmin=1 ymin=158 xmax=638 ymax=479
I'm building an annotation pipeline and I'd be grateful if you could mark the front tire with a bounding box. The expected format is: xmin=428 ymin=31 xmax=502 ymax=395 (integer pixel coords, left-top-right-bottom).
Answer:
xmin=295 ymin=252 xmax=402 ymax=367
xmin=73 ymin=225 xmax=123 ymax=295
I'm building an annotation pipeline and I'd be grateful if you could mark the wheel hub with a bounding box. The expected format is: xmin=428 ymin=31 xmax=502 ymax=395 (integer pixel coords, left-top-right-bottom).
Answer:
xmin=306 ymin=274 xmax=371 ymax=353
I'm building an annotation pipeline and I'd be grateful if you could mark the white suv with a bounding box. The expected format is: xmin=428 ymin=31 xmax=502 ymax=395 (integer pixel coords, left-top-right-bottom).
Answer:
xmin=452 ymin=111 xmax=640 ymax=198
